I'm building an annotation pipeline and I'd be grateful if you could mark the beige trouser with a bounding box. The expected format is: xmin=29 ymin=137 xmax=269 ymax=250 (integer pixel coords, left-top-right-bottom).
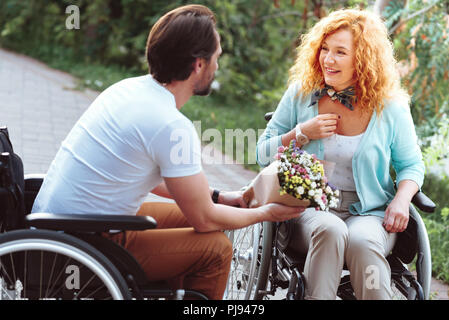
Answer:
xmin=289 ymin=191 xmax=397 ymax=300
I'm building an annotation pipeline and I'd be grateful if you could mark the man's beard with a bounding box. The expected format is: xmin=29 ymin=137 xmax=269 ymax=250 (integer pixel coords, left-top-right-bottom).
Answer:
xmin=193 ymin=75 xmax=214 ymax=96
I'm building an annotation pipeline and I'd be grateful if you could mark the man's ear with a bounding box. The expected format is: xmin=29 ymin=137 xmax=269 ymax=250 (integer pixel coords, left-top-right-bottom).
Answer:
xmin=193 ymin=57 xmax=204 ymax=74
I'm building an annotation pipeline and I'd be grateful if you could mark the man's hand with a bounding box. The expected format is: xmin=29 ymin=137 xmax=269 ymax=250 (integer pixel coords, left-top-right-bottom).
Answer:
xmin=164 ymin=172 xmax=305 ymax=232
xmin=383 ymin=197 xmax=410 ymax=233
xmin=262 ymin=203 xmax=305 ymax=222
xmin=218 ymin=190 xmax=248 ymax=208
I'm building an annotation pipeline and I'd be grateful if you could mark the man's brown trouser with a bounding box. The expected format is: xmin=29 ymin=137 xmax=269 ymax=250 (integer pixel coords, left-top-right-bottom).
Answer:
xmin=104 ymin=202 xmax=233 ymax=300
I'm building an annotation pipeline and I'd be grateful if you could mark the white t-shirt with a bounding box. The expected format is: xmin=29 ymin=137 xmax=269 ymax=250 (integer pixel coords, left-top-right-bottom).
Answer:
xmin=322 ymin=133 xmax=364 ymax=191
xmin=32 ymin=75 xmax=202 ymax=215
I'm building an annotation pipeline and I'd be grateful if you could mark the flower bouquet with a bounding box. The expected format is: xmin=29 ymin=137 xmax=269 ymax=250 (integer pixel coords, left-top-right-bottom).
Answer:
xmin=243 ymin=140 xmax=339 ymax=211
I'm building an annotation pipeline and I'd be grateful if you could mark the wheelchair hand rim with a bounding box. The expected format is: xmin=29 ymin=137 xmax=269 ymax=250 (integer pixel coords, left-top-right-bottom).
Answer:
xmin=0 ymin=238 xmax=126 ymax=300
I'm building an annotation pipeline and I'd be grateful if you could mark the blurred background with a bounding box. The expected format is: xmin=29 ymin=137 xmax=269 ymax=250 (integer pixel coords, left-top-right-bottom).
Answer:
xmin=0 ymin=0 xmax=448 ymax=289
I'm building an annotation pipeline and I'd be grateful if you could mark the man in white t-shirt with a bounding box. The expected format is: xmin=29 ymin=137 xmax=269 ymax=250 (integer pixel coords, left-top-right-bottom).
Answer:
xmin=32 ymin=4 xmax=304 ymax=299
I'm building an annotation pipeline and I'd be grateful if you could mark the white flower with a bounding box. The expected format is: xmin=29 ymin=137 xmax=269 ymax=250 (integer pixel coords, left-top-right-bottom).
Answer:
xmin=329 ymin=198 xmax=339 ymax=208
xmin=308 ymin=189 xmax=315 ymax=196
xmin=311 ymin=181 xmax=317 ymax=189
xmin=296 ymin=186 xmax=304 ymax=195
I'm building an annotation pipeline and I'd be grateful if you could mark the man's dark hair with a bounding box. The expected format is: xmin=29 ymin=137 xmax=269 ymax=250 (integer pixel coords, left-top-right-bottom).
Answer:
xmin=146 ymin=5 xmax=217 ymax=84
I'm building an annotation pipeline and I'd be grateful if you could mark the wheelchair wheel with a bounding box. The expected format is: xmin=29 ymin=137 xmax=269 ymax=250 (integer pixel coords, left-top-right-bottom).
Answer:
xmin=224 ymin=222 xmax=265 ymax=299
xmin=0 ymin=229 xmax=131 ymax=300
xmin=251 ymin=221 xmax=274 ymax=300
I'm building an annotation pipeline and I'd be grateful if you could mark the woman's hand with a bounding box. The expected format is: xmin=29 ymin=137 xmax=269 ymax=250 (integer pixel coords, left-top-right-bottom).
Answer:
xmin=218 ymin=190 xmax=249 ymax=208
xmin=300 ymin=113 xmax=339 ymax=140
xmin=383 ymin=180 xmax=419 ymax=233
xmin=383 ymin=196 xmax=410 ymax=233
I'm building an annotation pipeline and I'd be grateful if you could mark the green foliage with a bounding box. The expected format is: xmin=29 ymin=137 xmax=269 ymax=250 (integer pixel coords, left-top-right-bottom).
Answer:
xmin=422 ymin=114 xmax=449 ymax=175
xmin=420 ymin=114 xmax=449 ymax=224
xmin=421 ymin=174 xmax=449 ymax=222
xmin=383 ymin=0 xmax=449 ymax=138
xmin=423 ymin=212 xmax=449 ymax=283
xmin=383 ymin=3 xmax=449 ymax=284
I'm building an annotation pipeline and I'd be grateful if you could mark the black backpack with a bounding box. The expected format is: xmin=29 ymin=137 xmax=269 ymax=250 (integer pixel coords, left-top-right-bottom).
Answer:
xmin=0 ymin=126 xmax=25 ymax=231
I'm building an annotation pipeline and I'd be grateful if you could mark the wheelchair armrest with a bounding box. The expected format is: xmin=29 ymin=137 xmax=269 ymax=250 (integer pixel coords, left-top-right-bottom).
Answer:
xmin=25 ymin=212 xmax=157 ymax=233
xmin=264 ymin=112 xmax=274 ymax=122
xmin=411 ymin=191 xmax=436 ymax=213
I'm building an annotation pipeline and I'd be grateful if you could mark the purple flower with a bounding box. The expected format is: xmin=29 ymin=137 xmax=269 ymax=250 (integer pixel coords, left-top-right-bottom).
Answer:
xmin=327 ymin=182 xmax=337 ymax=191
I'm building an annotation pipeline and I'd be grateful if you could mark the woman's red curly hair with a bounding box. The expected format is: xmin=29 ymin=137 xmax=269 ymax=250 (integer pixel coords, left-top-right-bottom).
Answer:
xmin=289 ymin=9 xmax=409 ymax=115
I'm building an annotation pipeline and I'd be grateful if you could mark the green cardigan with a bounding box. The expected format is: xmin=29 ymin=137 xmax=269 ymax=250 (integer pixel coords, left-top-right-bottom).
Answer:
xmin=256 ymin=83 xmax=425 ymax=217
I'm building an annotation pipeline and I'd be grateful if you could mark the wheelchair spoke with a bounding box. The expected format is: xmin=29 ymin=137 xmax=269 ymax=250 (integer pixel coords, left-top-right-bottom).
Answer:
xmin=45 ymin=255 xmax=73 ymax=298
xmin=9 ymin=253 xmax=16 ymax=282
xmin=225 ymin=223 xmax=263 ymax=300
xmin=23 ymin=251 xmax=27 ymax=298
xmin=74 ymin=273 xmax=98 ymax=300
xmin=0 ymin=230 xmax=131 ymax=300
xmin=79 ymin=282 xmax=107 ymax=300
xmin=0 ymin=257 xmax=14 ymax=285
xmin=44 ymin=252 xmax=58 ymax=298
xmin=40 ymin=251 xmax=43 ymax=298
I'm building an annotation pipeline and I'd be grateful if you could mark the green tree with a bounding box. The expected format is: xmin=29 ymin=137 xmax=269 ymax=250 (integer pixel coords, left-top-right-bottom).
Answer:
xmin=380 ymin=0 xmax=449 ymax=138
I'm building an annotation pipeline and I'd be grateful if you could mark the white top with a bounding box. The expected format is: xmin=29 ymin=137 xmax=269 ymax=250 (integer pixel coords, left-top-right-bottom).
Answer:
xmin=322 ymin=133 xmax=364 ymax=191
xmin=32 ymin=75 xmax=202 ymax=215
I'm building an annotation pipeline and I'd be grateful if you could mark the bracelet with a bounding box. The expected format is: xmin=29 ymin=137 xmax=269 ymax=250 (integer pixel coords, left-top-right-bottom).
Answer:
xmin=212 ymin=189 xmax=220 ymax=203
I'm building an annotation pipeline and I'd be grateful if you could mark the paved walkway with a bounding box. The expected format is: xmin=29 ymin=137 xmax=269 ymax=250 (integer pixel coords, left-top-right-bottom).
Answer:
xmin=0 ymin=47 xmax=447 ymax=300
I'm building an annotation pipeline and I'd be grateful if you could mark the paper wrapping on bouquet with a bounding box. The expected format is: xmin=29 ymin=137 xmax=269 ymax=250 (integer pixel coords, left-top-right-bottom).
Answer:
xmin=242 ymin=159 xmax=335 ymax=208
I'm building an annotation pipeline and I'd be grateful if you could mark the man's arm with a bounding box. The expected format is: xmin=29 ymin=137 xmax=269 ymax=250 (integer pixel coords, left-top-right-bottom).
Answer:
xmin=150 ymin=181 xmax=247 ymax=208
xmin=150 ymin=181 xmax=173 ymax=199
xmin=164 ymin=171 xmax=305 ymax=232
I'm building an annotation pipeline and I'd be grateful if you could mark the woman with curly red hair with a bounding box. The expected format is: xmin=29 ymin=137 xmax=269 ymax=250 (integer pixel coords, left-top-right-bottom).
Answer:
xmin=257 ymin=9 xmax=424 ymax=299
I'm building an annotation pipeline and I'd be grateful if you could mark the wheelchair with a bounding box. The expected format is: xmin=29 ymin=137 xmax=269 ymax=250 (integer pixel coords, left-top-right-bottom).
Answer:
xmin=224 ymin=112 xmax=436 ymax=300
xmin=0 ymin=126 xmax=208 ymax=300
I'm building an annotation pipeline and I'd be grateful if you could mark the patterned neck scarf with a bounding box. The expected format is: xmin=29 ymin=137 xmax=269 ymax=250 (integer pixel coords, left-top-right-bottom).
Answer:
xmin=309 ymin=85 xmax=357 ymax=111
